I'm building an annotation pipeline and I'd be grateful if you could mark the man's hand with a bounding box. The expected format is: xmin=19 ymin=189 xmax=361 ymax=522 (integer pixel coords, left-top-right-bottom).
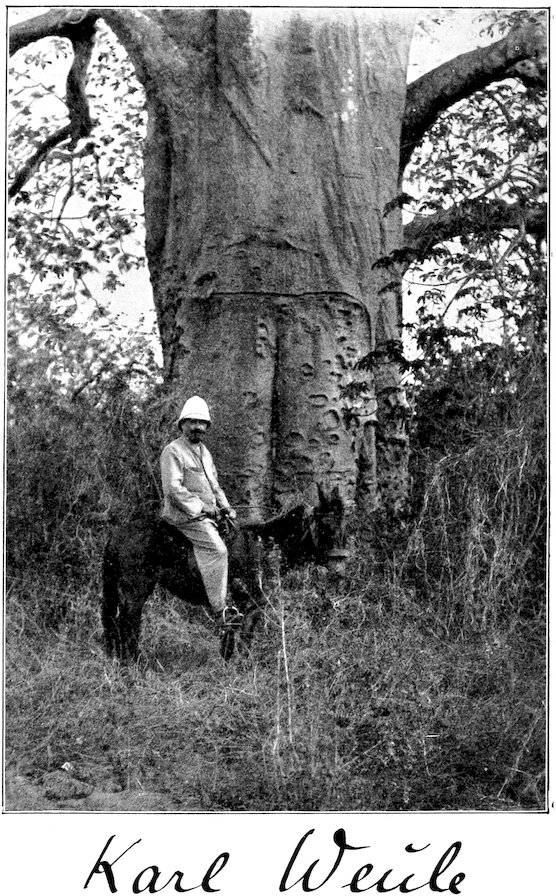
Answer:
xmin=221 ymin=507 xmax=237 ymax=521
xmin=200 ymin=505 xmax=218 ymax=519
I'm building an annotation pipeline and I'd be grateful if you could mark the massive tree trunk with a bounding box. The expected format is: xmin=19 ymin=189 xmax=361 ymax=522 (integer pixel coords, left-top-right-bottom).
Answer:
xmin=9 ymin=8 xmax=546 ymax=520
xmin=127 ymin=8 xmax=416 ymax=517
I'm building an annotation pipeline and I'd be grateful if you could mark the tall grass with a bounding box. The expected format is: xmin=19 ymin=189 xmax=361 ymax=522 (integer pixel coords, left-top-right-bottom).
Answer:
xmin=5 ymin=546 xmax=545 ymax=811
xmin=5 ymin=349 xmax=546 ymax=811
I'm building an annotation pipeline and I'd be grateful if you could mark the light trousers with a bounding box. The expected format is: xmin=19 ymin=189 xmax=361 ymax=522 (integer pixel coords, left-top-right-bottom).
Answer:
xmin=177 ymin=517 xmax=228 ymax=611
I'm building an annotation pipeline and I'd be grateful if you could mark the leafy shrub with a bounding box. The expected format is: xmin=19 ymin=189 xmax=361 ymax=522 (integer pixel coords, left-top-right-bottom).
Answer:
xmin=406 ymin=343 xmax=546 ymax=627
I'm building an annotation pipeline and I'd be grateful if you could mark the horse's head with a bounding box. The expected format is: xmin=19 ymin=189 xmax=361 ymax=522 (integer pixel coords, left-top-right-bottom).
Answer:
xmin=311 ymin=484 xmax=349 ymax=571
xmin=242 ymin=487 xmax=348 ymax=571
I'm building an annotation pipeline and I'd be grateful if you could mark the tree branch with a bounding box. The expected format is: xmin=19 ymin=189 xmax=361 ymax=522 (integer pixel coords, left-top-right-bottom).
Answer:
xmin=66 ymin=20 xmax=96 ymax=147
xmin=9 ymin=125 xmax=72 ymax=199
xmin=9 ymin=8 xmax=98 ymax=55
xmin=403 ymin=197 xmax=546 ymax=268
xmin=10 ymin=7 xmax=179 ymax=86
xmin=401 ymin=23 xmax=547 ymax=171
xmin=9 ymin=10 xmax=99 ymax=198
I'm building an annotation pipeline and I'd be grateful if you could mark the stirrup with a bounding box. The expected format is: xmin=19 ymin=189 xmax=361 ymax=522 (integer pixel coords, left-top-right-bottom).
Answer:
xmin=222 ymin=606 xmax=244 ymax=628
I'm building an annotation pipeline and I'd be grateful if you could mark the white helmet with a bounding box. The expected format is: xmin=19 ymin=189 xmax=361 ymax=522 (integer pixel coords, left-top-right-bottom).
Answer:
xmin=177 ymin=395 xmax=211 ymax=427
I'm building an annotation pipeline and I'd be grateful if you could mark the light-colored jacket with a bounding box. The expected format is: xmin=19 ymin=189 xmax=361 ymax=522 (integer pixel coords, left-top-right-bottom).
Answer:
xmin=160 ymin=436 xmax=231 ymax=527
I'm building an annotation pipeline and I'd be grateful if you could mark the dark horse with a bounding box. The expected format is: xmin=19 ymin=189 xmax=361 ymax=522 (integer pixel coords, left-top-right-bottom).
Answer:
xmin=101 ymin=485 xmax=347 ymax=664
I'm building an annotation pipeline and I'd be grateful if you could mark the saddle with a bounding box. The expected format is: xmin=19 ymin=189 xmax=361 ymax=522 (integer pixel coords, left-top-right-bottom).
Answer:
xmin=156 ymin=519 xmax=197 ymax=571
xmin=158 ymin=514 xmax=235 ymax=545
xmin=155 ymin=517 xmax=234 ymax=581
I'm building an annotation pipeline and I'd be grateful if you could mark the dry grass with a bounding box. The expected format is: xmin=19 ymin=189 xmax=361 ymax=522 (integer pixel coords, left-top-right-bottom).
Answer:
xmin=5 ymin=549 xmax=545 ymax=811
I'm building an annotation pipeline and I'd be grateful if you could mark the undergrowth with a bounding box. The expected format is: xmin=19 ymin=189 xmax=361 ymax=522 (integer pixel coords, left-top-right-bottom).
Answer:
xmin=4 ymin=343 xmax=546 ymax=812
xmin=5 ymin=552 xmax=545 ymax=812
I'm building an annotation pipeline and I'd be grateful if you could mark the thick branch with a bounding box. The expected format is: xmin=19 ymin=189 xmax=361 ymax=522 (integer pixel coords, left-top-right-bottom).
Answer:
xmin=66 ymin=21 xmax=96 ymax=147
xmin=11 ymin=6 xmax=183 ymax=85
xmin=9 ymin=125 xmax=72 ymax=199
xmin=401 ymin=23 xmax=547 ymax=171
xmin=403 ymin=198 xmax=546 ymax=267
xmin=10 ymin=8 xmax=176 ymax=130
xmin=9 ymin=10 xmax=99 ymax=197
xmin=9 ymin=8 xmax=98 ymax=55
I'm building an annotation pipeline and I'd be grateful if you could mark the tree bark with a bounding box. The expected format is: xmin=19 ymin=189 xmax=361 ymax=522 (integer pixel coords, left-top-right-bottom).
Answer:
xmin=129 ymin=8 xmax=416 ymax=516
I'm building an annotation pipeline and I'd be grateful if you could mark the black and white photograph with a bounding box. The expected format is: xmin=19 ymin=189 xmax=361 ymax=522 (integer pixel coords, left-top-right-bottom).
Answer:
xmin=2 ymin=3 xmax=551 ymax=891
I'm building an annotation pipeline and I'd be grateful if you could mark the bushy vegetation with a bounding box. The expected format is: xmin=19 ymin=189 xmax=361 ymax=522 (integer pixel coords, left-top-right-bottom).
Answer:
xmin=5 ymin=339 xmax=546 ymax=812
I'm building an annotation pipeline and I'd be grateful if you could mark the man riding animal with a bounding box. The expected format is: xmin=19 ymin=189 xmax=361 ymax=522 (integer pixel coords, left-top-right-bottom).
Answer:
xmin=101 ymin=395 xmax=348 ymax=663
xmin=160 ymin=395 xmax=244 ymax=628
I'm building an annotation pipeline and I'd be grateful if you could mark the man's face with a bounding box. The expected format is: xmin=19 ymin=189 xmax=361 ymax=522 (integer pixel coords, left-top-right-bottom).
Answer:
xmin=182 ymin=418 xmax=208 ymax=443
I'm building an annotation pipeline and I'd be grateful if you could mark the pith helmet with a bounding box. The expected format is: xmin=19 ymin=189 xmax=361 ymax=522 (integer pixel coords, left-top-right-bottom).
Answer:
xmin=177 ymin=395 xmax=211 ymax=427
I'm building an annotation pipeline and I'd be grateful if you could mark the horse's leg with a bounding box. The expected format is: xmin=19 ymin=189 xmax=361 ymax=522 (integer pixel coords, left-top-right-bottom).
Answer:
xmin=226 ymin=575 xmax=263 ymax=659
xmin=117 ymin=576 xmax=154 ymax=665
xmin=221 ymin=605 xmax=262 ymax=661
xmin=238 ymin=605 xmax=262 ymax=655
xmin=118 ymin=596 xmax=142 ymax=664
xmin=220 ymin=626 xmax=236 ymax=662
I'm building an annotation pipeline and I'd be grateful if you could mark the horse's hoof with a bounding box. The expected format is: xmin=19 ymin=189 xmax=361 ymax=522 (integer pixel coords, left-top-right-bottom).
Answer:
xmin=220 ymin=628 xmax=235 ymax=661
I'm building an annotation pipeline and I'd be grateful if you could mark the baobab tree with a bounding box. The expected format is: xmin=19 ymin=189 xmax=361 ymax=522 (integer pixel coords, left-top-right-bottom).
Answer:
xmin=9 ymin=7 xmax=547 ymax=519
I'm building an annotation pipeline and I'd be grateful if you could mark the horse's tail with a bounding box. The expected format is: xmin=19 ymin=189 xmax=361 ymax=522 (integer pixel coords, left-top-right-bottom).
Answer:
xmin=101 ymin=539 xmax=121 ymax=658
